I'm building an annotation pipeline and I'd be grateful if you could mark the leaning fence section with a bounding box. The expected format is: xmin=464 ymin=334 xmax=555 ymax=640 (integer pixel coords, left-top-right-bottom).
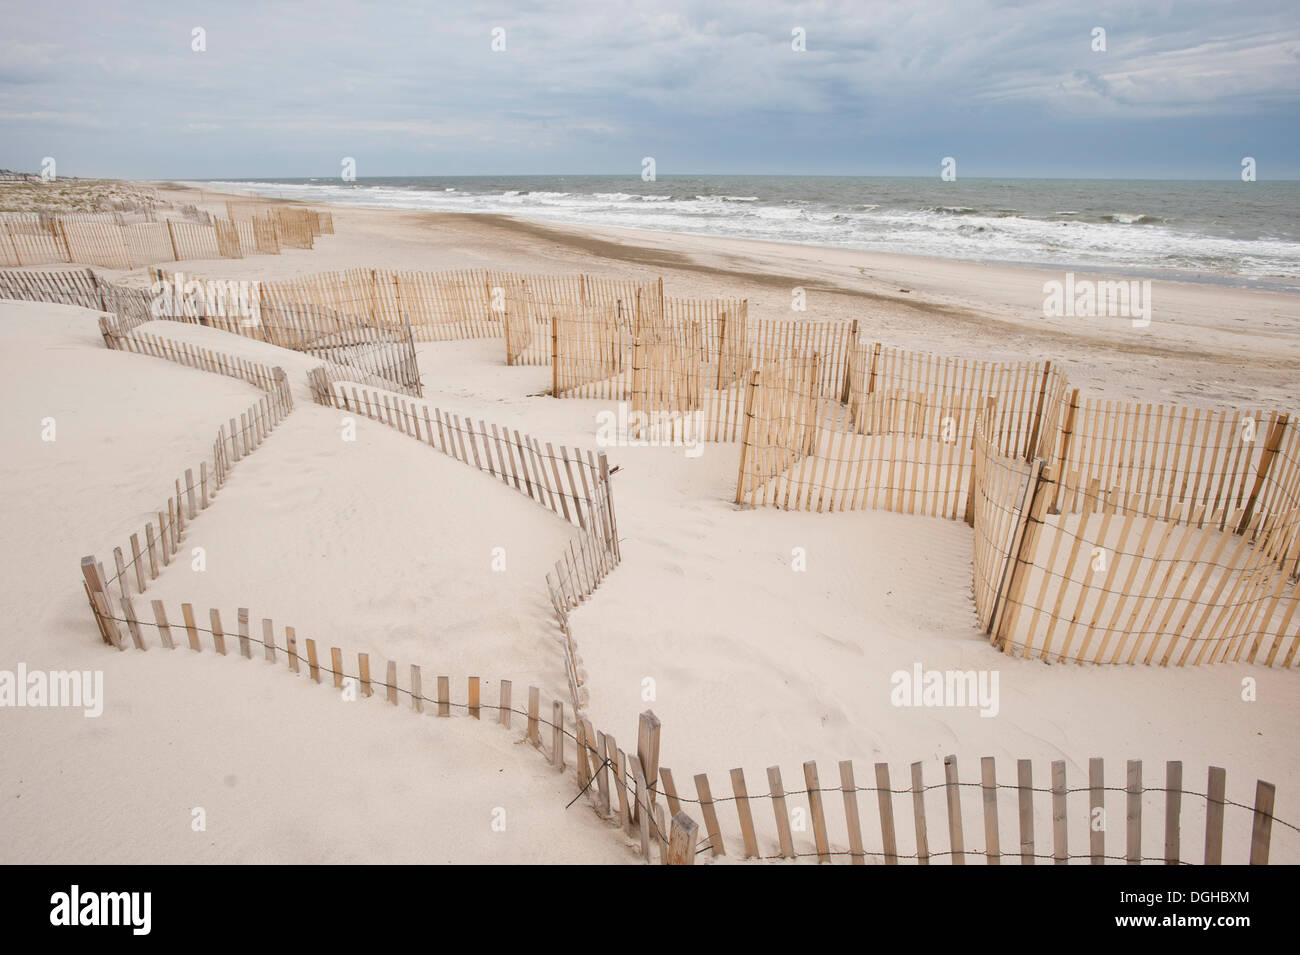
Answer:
xmin=144 ymin=267 xmax=423 ymax=397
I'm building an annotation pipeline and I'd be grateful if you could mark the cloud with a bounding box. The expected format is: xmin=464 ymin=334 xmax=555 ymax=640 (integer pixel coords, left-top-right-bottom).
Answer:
xmin=0 ymin=0 xmax=1296 ymax=176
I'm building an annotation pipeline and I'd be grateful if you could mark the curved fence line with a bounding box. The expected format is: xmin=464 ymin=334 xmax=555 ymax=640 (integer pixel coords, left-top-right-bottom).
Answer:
xmin=305 ymin=369 xmax=621 ymax=714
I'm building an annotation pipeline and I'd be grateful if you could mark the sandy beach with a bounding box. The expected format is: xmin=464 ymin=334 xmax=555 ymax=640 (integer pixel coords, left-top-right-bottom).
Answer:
xmin=1 ymin=179 xmax=1294 ymax=866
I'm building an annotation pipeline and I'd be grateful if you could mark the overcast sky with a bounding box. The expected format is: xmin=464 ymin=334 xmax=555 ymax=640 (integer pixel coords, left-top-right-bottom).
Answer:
xmin=2 ymin=0 xmax=1297 ymax=179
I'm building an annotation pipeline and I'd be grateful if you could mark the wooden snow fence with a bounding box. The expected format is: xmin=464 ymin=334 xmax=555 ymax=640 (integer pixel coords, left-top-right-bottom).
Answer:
xmin=975 ymin=400 xmax=1300 ymax=667
xmin=555 ymin=308 xmax=865 ymax=447
xmin=143 ymin=267 xmax=424 ymax=397
xmin=79 ymin=567 xmax=703 ymax=863
xmin=644 ymin=750 xmax=1280 ymax=864
xmin=736 ymin=340 xmax=1300 ymax=668
xmin=0 ymin=266 xmax=106 ymax=309
xmin=307 ymin=368 xmax=621 ymax=710
xmin=85 ymin=321 xmax=293 ymax=614
xmin=0 ymin=206 xmax=328 ymax=267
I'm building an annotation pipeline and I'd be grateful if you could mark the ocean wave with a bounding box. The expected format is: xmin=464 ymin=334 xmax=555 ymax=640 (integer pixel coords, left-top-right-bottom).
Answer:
xmin=200 ymin=179 xmax=1300 ymax=285
xmin=1101 ymin=213 xmax=1161 ymax=225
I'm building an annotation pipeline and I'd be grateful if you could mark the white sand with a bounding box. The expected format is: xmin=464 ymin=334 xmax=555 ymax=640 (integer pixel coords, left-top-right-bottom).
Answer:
xmin=0 ymin=303 xmax=629 ymax=865
xmin=2 ymin=183 xmax=1296 ymax=863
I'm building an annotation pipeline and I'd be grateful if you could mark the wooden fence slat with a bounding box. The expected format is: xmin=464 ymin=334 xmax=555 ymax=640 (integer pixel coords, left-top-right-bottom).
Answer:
xmin=874 ymin=762 xmax=899 ymax=865
xmin=839 ymin=760 xmax=865 ymax=865
xmin=1017 ymin=759 xmax=1034 ymax=864
xmin=803 ymin=760 xmax=831 ymax=863
xmin=1051 ymin=760 xmax=1067 ymax=864
xmin=552 ymin=700 xmax=564 ymax=771
xmin=667 ymin=812 xmax=699 ymax=865
xmin=151 ymin=600 xmax=174 ymax=649
xmin=1165 ymin=760 xmax=1182 ymax=865
xmin=1250 ymin=780 xmax=1275 ymax=865
xmin=1205 ymin=766 xmax=1226 ymax=864
xmin=1126 ymin=759 xmax=1142 ymax=864
xmin=911 ymin=761 xmax=930 ymax=865
xmin=768 ymin=766 xmax=796 ymax=859
xmin=731 ymin=768 xmax=760 ymax=859
xmin=1089 ymin=757 xmax=1105 ymax=864
xmin=944 ymin=754 xmax=965 ymax=864
xmin=980 ymin=756 xmax=1000 ymax=865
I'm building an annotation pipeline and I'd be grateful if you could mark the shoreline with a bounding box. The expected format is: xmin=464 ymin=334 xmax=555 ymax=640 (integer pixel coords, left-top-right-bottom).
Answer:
xmin=172 ymin=178 xmax=1300 ymax=294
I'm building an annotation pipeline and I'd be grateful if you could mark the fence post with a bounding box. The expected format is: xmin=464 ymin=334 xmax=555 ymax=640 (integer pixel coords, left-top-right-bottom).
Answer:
xmin=839 ymin=320 xmax=859 ymax=404
xmin=1025 ymin=360 xmax=1052 ymax=462
xmin=1164 ymin=760 xmax=1183 ymax=865
xmin=667 ymin=812 xmax=699 ymax=865
xmin=838 ymin=760 xmax=865 ymax=865
xmin=910 ymin=762 xmax=930 ymax=865
xmin=1051 ymin=760 xmax=1068 ymax=864
xmin=992 ymin=462 xmax=1053 ymax=648
xmin=1249 ymin=780 xmax=1275 ymax=864
xmin=1126 ymin=759 xmax=1142 ymax=864
xmin=768 ymin=766 xmax=796 ymax=859
xmin=734 ymin=368 xmax=761 ymax=505
xmin=1237 ymin=413 xmax=1288 ymax=535
xmin=636 ymin=710 xmax=661 ymax=821
xmin=1089 ymin=757 xmax=1105 ymax=864
xmin=551 ymin=315 xmax=559 ymax=397
xmin=965 ymin=396 xmax=996 ymax=526
xmin=1045 ymin=387 xmax=1078 ymax=513
xmin=944 ymin=755 xmax=965 ymax=864
xmin=80 ymin=556 xmax=123 ymax=648
xmin=803 ymin=760 xmax=831 ymax=863
xmin=981 ymin=756 xmax=1000 ymax=865
xmin=1017 ymin=759 xmax=1035 ymax=864
xmin=1205 ymin=766 xmax=1226 ymax=864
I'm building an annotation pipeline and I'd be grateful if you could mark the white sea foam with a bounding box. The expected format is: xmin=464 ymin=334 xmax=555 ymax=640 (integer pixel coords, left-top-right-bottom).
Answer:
xmin=192 ymin=179 xmax=1300 ymax=286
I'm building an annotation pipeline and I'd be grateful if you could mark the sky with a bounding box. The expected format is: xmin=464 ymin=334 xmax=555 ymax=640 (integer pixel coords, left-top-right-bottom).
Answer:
xmin=1 ymin=0 xmax=1297 ymax=180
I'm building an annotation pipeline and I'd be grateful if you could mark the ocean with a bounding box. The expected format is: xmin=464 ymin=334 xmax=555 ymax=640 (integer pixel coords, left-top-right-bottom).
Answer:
xmin=193 ymin=176 xmax=1300 ymax=290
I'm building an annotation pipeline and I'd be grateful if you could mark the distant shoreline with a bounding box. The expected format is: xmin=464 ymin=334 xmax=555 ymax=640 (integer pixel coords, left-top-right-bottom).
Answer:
xmin=169 ymin=178 xmax=1300 ymax=295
